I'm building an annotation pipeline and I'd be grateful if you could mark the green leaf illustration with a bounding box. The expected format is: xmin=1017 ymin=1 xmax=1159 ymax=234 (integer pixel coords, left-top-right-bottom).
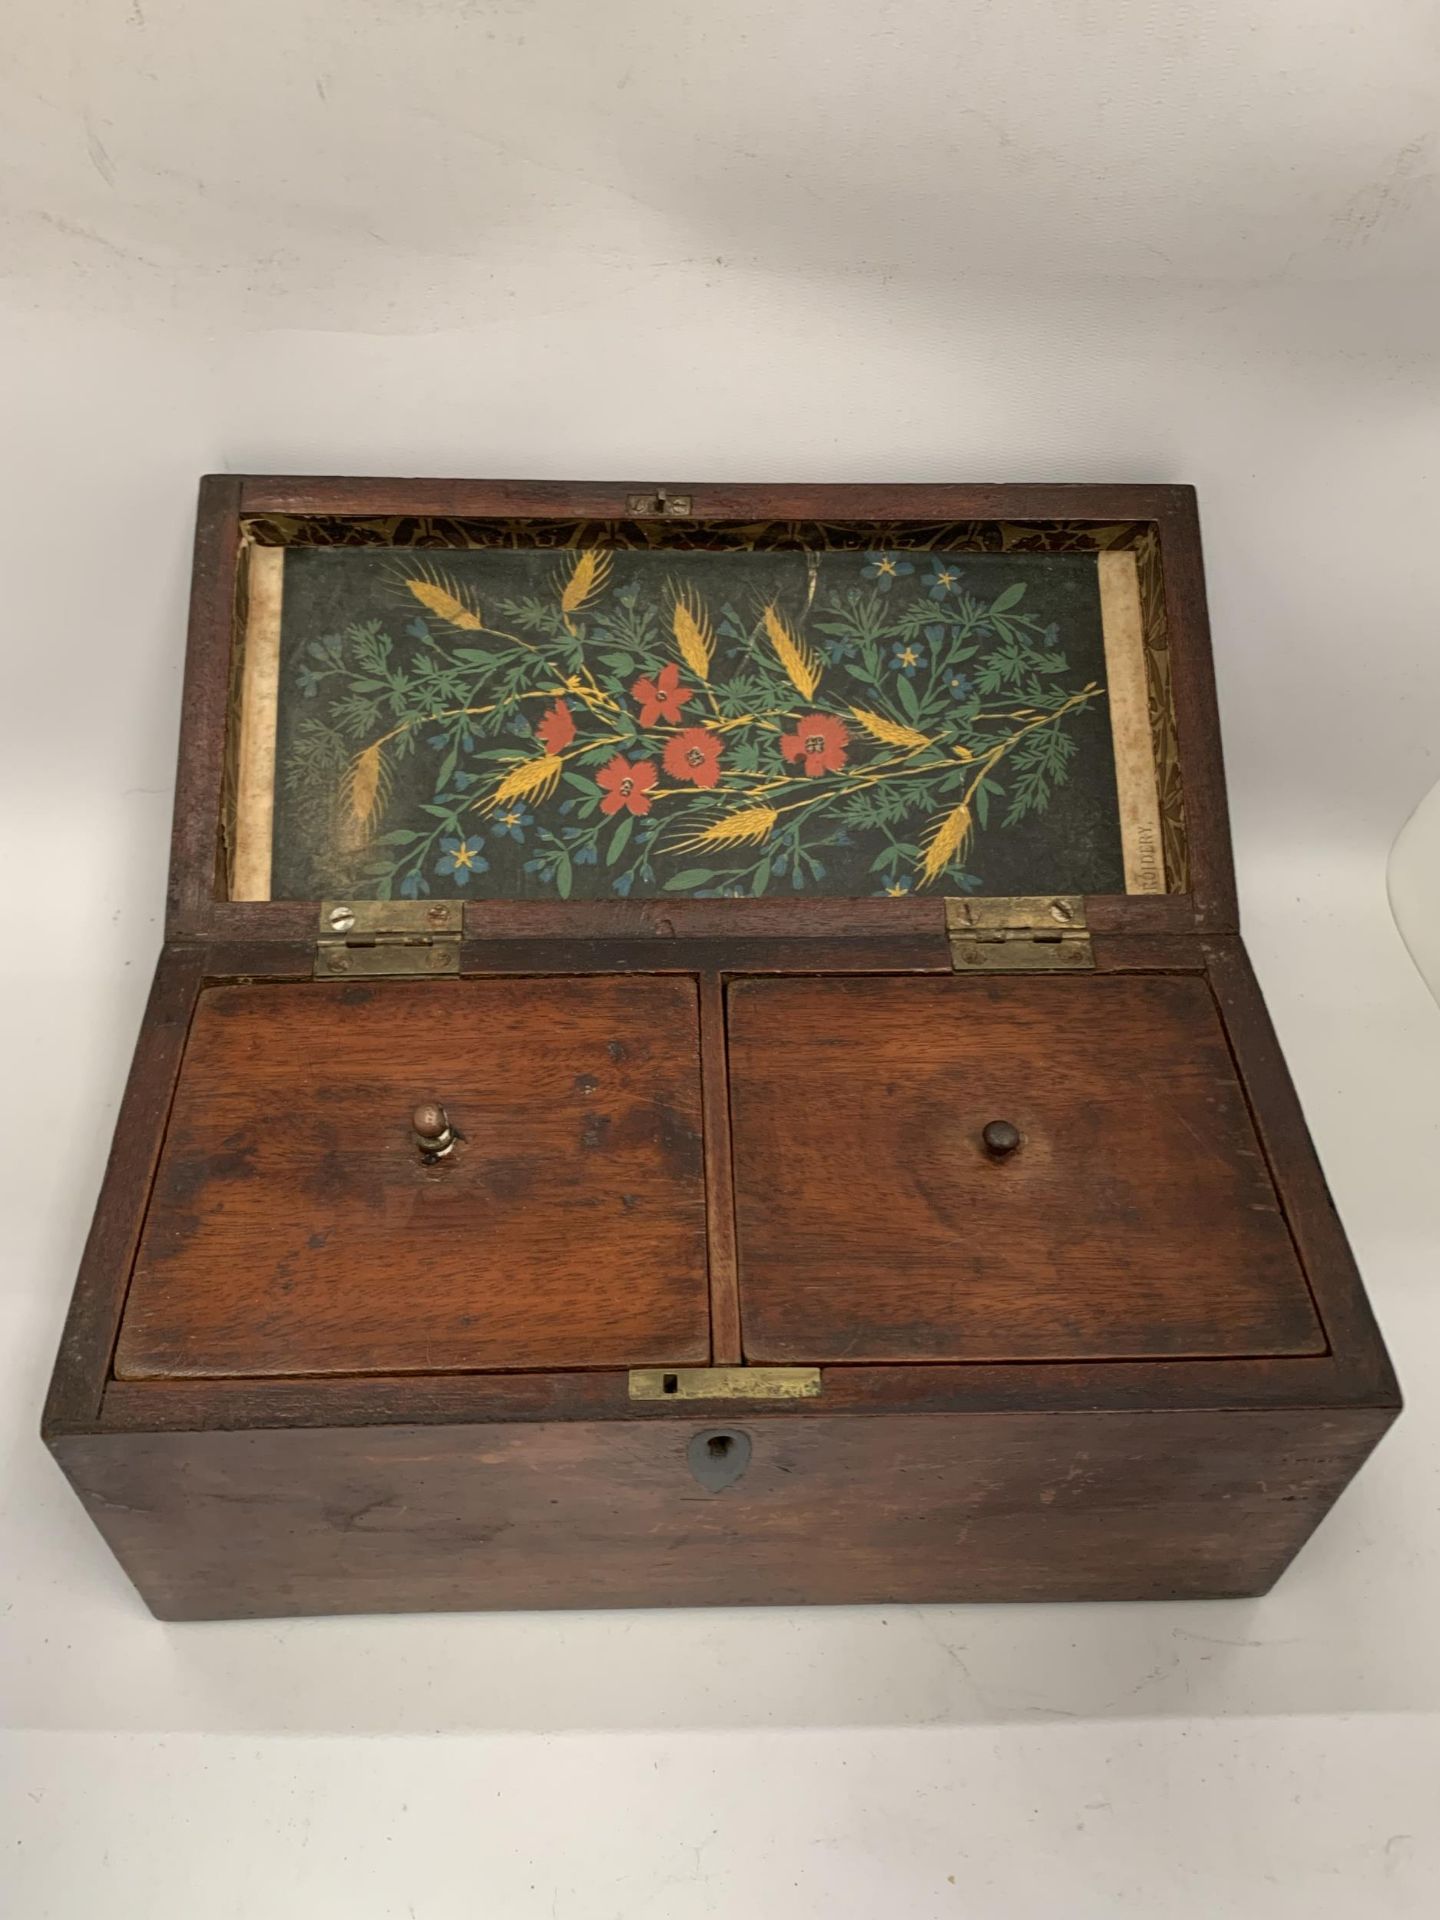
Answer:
xmin=276 ymin=546 xmax=1118 ymax=903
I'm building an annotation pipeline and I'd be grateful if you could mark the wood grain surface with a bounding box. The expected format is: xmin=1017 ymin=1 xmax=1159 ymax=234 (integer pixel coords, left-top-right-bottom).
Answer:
xmin=167 ymin=475 xmax=242 ymax=933
xmin=40 ymin=473 xmax=1397 ymax=1621
xmin=727 ymin=973 xmax=1324 ymax=1364
xmin=53 ymin=1403 xmax=1390 ymax=1619
xmin=42 ymin=947 xmax=206 ymax=1433
xmin=115 ymin=975 xmax=710 ymax=1378
xmin=698 ymin=973 xmax=743 ymax=1363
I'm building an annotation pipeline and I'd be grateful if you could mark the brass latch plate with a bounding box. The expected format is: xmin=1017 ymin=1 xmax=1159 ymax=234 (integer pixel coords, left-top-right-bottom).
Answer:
xmin=629 ymin=1366 xmax=822 ymax=1403
xmin=315 ymin=901 xmax=462 ymax=978
xmin=946 ymin=895 xmax=1093 ymax=972
xmin=624 ymin=489 xmax=693 ymax=517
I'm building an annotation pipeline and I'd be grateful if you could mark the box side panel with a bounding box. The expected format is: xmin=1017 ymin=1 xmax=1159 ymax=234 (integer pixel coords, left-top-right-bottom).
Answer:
xmin=51 ymin=1405 xmax=1392 ymax=1620
xmin=42 ymin=946 xmax=205 ymax=1434
xmin=1207 ymin=937 xmax=1400 ymax=1405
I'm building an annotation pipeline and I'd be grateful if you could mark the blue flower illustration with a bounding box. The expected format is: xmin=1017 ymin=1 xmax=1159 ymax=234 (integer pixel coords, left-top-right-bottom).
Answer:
xmin=877 ymin=876 xmax=913 ymax=897
xmin=491 ymin=805 xmax=534 ymax=843
xmin=889 ymin=641 xmax=928 ymax=677
xmin=944 ymin=669 xmax=973 ymax=700
xmin=436 ymin=835 xmax=489 ymax=886
xmin=862 ymin=552 xmax=915 ymax=591
xmin=923 ymin=560 xmax=963 ymax=599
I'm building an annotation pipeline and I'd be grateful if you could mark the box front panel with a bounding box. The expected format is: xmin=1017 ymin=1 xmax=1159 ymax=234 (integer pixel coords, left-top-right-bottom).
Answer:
xmin=52 ymin=1406 xmax=1390 ymax=1619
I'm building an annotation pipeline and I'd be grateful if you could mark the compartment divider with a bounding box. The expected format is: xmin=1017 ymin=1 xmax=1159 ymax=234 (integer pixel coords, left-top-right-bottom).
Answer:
xmin=698 ymin=972 xmax=744 ymax=1364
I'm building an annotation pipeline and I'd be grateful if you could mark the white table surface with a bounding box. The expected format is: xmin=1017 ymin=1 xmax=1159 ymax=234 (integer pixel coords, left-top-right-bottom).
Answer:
xmin=4 ymin=4 xmax=1440 ymax=1913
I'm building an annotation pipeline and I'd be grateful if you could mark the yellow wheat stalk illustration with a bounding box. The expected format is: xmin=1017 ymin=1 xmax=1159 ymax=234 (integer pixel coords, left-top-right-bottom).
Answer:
xmin=405 ymin=575 xmax=483 ymax=631
xmin=671 ymin=588 xmax=714 ymax=683
xmin=762 ymin=605 xmax=821 ymax=701
xmin=676 ymin=806 xmax=779 ymax=851
xmin=849 ymin=707 xmax=932 ymax=751
xmin=339 ymin=741 xmax=390 ymax=849
xmin=918 ymin=801 xmax=973 ymax=888
xmin=559 ymin=550 xmax=613 ymax=630
xmin=484 ymin=754 xmax=565 ymax=810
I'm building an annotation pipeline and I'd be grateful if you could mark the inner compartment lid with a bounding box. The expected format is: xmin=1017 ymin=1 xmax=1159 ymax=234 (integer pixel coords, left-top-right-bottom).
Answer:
xmin=727 ymin=973 xmax=1324 ymax=1366
xmin=114 ymin=974 xmax=711 ymax=1380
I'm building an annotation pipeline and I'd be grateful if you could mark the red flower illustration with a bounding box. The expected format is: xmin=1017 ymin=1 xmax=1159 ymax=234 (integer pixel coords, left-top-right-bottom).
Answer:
xmin=597 ymin=754 xmax=658 ymax=817
xmin=631 ymin=662 xmax=694 ymax=729
xmin=662 ymin=727 xmax=724 ymax=790
xmin=535 ymin=697 xmax=576 ymax=754
xmin=781 ymin=712 xmax=850 ymax=776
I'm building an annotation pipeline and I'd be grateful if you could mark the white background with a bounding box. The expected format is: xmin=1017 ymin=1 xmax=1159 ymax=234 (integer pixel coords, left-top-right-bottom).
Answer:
xmin=4 ymin=3 xmax=1440 ymax=1915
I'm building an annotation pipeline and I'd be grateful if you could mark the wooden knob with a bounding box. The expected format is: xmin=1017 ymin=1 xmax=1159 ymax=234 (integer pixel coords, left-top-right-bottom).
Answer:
xmin=982 ymin=1120 xmax=1022 ymax=1158
xmin=412 ymin=1102 xmax=450 ymax=1142
xmin=412 ymin=1103 xmax=457 ymax=1157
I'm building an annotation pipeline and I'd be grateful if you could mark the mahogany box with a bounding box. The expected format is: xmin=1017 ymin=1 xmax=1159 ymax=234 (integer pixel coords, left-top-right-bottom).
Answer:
xmin=44 ymin=478 xmax=1399 ymax=1619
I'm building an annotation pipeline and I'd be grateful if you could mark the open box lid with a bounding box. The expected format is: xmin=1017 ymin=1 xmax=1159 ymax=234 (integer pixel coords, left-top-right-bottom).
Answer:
xmin=167 ymin=479 xmax=1235 ymax=949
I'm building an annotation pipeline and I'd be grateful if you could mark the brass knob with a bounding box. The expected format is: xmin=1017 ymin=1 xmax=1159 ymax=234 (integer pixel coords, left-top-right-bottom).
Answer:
xmin=982 ymin=1119 xmax=1022 ymax=1158
xmin=412 ymin=1101 xmax=456 ymax=1157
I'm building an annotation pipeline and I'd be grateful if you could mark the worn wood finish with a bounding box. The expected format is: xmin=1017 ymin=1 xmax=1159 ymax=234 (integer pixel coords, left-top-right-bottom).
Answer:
xmin=170 ymin=891 xmax=1205 ymax=951
xmin=190 ymin=929 xmax=1204 ymax=985
xmin=1204 ymin=936 xmax=1399 ymax=1405
xmin=461 ymin=938 xmax=948 ymax=976
xmin=464 ymin=898 xmax=946 ymax=940
xmin=728 ymin=973 xmax=1323 ymax=1364
xmin=1159 ymin=490 xmax=1237 ymax=933
xmin=42 ymin=947 xmax=206 ymax=1433
xmin=236 ymin=477 xmax=1199 ymax=521
xmin=698 ymin=974 xmax=743 ymax=1364
xmin=98 ymin=1344 xmax=1400 ymax=1435
xmin=114 ymin=975 xmax=710 ymax=1379
xmin=463 ymin=895 xmax=1195 ymax=939
xmin=41 ymin=477 xmax=1399 ymax=1622
xmin=167 ymin=476 xmax=242 ymax=935
xmin=53 ymin=1404 xmax=1390 ymax=1620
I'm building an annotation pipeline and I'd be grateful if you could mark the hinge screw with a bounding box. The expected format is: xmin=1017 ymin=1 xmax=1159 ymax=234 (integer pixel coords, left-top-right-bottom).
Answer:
xmin=327 ymin=905 xmax=356 ymax=933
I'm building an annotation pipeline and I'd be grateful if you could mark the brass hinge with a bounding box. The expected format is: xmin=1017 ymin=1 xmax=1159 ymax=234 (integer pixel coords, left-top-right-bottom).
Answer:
xmin=624 ymin=488 xmax=693 ymax=518
xmin=315 ymin=901 xmax=462 ymax=978
xmin=629 ymin=1367 xmax=822 ymax=1403
xmin=946 ymin=895 xmax=1093 ymax=972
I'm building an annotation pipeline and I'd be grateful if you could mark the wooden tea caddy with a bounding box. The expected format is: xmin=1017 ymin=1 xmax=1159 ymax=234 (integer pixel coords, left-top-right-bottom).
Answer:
xmin=44 ymin=478 xmax=1399 ymax=1619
